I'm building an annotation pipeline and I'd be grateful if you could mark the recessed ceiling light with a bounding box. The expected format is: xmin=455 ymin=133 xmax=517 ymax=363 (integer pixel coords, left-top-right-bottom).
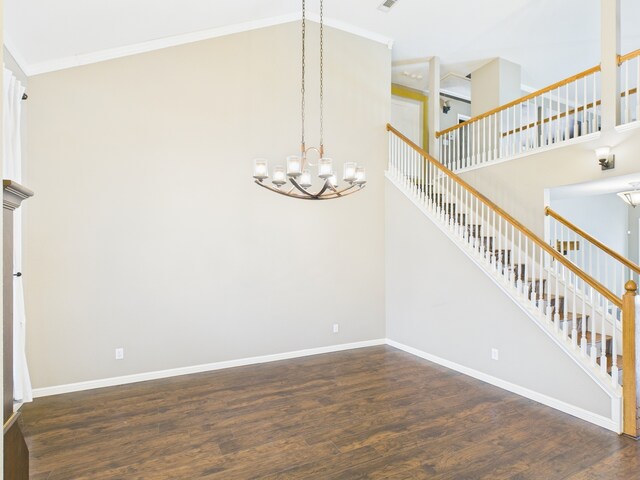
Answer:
xmin=378 ymin=0 xmax=399 ymax=13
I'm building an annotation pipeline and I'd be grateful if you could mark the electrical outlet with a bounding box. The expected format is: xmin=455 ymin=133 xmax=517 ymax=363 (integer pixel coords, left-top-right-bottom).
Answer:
xmin=491 ymin=348 xmax=499 ymax=361
xmin=333 ymin=324 xmax=339 ymax=334
xmin=115 ymin=348 xmax=124 ymax=360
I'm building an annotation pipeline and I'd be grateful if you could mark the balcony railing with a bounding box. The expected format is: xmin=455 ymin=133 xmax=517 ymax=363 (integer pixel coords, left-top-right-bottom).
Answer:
xmin=436 ymin=66 xmax=601 ymax=172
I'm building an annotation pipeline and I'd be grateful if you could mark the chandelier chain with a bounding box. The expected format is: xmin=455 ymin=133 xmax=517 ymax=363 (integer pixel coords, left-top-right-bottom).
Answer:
xmin=320 ymin=0 xmax=324 ymax=149
xmin=301 ymin=0 xmax=306 ymax=147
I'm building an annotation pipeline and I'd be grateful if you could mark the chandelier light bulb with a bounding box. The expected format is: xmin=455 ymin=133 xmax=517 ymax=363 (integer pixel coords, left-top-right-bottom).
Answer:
xmin=287 ymin=155 xmax=303 ymax=177
xmin=272 ymin=166 xmax=287 ymax=187
xmin=328 ymin=174 xmax=338 ymax=188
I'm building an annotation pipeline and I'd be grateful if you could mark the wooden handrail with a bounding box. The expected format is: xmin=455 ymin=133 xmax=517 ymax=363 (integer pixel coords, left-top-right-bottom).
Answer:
xmin=618 ymin=49 xmax=640 ymax=65
xmin=545 ymin=207 xmax=640 ymax=277
xmin=500 ymin=100 xmax=601 ymax=137
xmin=435 ymin=65 xmax=601 ymax=138
xmin=622 ymin=281 xmax=638 ymax=437
xmin=387 ymin=123 xmax=622 ymax=308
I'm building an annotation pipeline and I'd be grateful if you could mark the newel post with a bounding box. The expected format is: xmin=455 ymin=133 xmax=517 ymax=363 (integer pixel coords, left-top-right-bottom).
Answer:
xmin=622 ymin=280 xmax=638 ymax=437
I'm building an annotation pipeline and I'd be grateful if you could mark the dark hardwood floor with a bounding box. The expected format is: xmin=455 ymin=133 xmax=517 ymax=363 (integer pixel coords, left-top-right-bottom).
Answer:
xmin=22 ymin=346 xmax=640 ymax=479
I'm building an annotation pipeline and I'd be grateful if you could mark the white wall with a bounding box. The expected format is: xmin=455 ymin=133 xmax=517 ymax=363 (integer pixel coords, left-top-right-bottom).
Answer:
xmin=24 ymin=22 xmax=390 ymax=389
xmin=471 ymin=58 xmax=521 ymax=117
xmin=385 ymin=180 xmax=614 ymax=420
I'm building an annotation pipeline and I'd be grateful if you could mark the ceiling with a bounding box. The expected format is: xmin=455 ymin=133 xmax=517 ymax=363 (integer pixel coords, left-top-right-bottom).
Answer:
xmin=5 ymin=0 xmax=640 ymax=90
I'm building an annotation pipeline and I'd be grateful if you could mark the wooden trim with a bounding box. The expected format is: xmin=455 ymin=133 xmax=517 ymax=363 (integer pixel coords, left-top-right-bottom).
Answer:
xmin=618 ymin=49 xmax=640 ymax=65
xmin=546 ymin=207 xmax=640 ymax=277
xmin=391 ymin=84 xmax=429 ymax=153
xmin=622 ymin=281 xmax=638 ymax=438
xmin=435 ymin=65 xmax=601 ymax=138
xmin=387 ymin=123 xmax=622 ymax=308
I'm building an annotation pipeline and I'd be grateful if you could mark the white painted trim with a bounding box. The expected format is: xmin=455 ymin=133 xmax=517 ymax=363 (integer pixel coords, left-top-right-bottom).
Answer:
xmin=386 ymin=339 xmax=621 ymax=433
xmin=3 ymin=36 xmax=31 ymax=77
xmin=32 ymin=339 xmax=386 ymax=398
xmin=384 ymin=173 xmax=620 ymax=399
xmin=614 ymin=120 xmax=640 ymax=133
xmin=20 ymin=14 xmax=393 ymax=76
xmin=450 ymin=132 xmax=601 ymax=176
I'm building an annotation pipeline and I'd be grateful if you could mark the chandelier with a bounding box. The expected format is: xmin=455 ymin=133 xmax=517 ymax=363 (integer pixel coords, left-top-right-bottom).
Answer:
xmin=252 ymin=0 xmax=366 ymax=200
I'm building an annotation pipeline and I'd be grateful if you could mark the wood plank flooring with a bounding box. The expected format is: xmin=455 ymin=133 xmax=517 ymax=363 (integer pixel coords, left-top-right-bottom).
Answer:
xmin=21 ymin=346 xmax=640 ymax=479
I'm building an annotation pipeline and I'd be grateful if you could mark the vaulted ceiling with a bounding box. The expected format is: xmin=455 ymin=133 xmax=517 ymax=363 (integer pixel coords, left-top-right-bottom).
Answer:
xmin=5 ymin=0 xmax=640 ymax=90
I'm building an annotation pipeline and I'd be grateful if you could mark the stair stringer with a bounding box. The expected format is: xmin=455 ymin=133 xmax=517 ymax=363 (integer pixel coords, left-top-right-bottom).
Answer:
xmin=385 ymin=172 xmax=622 ymax=427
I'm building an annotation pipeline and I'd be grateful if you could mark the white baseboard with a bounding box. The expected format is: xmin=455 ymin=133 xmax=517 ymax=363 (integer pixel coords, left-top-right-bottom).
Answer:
xmin=386 ymin=339 xmax=621 ymax=434
xmin=32 ymin=339 xmax=386 ymax=398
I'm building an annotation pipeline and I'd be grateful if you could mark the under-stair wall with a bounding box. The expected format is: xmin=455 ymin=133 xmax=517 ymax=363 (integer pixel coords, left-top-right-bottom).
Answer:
xmin=385 ymin=180 xmax=619 ymax=430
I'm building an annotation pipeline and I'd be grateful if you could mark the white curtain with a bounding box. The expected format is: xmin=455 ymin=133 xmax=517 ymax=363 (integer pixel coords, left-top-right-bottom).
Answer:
xmin=3 ymin=66 xmax=32 ymax=404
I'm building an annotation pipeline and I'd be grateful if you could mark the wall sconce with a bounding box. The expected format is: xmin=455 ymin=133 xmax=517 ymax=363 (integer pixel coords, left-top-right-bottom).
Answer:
xmin=442 ymin=100 xmax=451 ymax=114
xmin=617 ymin=182 xmax=640 ymax=208
xmin=595 ymin=147 xmax=615 ymax=170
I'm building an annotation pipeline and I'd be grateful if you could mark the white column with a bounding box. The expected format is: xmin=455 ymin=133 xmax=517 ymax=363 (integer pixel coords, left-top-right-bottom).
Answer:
xmin=600 ymin=0 xmax=620 ymax=131
xmin=428 ymin=56 xmax=441 ymax=158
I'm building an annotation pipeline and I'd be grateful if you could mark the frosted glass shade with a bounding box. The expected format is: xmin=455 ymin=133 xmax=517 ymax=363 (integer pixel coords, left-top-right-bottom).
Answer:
xmin=618 ymin=190 xmax=640 ymax=207
xmin=287 ymin=155 xmax=302 ymax=177
xmin=299 ymin=170 xmax=312 ymax=188
xmin=253 ymin=159 xmax=269 ymax=180
xmin=328 ymin=175 xmax=338 ymax=188
xmin=318 ymin=158 xmax=333 ymax=179
xmin=343 ymin=162 xmax=357 ymax=182
xmin=272 ymin=166 xmax=287 ymax=186
xmin=354 ymin=166 xmax=367 ymax=185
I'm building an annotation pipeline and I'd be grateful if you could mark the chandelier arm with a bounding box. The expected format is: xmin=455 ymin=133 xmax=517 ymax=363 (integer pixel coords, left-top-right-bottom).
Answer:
xmin=289 ymin=178 xmax=317 ymax=198
xmin=255 ymin=180 xmax=364 ymax=200
xmin=316 ymin=179 xmax=331 ymax=197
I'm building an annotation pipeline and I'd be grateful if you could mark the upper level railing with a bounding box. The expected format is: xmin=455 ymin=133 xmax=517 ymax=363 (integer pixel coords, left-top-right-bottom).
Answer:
xmin=546 ymin=206 xmax=640 ymax=306
xmin=436 ymin=66 xmax=601 ymax=171
xmin=619 ymin=49 xmax=640 ymax=126
xmin=387 ymin=123 xmax=638 ymax=436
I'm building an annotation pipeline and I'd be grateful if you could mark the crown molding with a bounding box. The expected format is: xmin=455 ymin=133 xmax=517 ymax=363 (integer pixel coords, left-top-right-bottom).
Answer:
xmin=3 ymin=36 xmax=31 ymax=77
xmin=14 ymin=13 xmax=394 ymax=77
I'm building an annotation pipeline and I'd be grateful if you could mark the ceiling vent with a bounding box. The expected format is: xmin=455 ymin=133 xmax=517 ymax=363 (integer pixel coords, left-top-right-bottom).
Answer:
xmin=378 ymin=0 xmax=399 ymax=12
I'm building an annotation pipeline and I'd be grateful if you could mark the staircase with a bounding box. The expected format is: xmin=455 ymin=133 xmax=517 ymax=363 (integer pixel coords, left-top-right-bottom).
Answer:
xmin=386 ymin=123 xmax=639 ymax=436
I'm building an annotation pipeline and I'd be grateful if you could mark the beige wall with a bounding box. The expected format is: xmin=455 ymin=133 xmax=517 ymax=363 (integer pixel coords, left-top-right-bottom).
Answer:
xmin=385 ymin=180 xmax=614 ymax=420
xmin=24 ymin=22 xmax=390 ymax=389
xmin=471 ymin=58 xmax=521 ymax=117
xmin=460 ymin=130 xmax=640 ymax=237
